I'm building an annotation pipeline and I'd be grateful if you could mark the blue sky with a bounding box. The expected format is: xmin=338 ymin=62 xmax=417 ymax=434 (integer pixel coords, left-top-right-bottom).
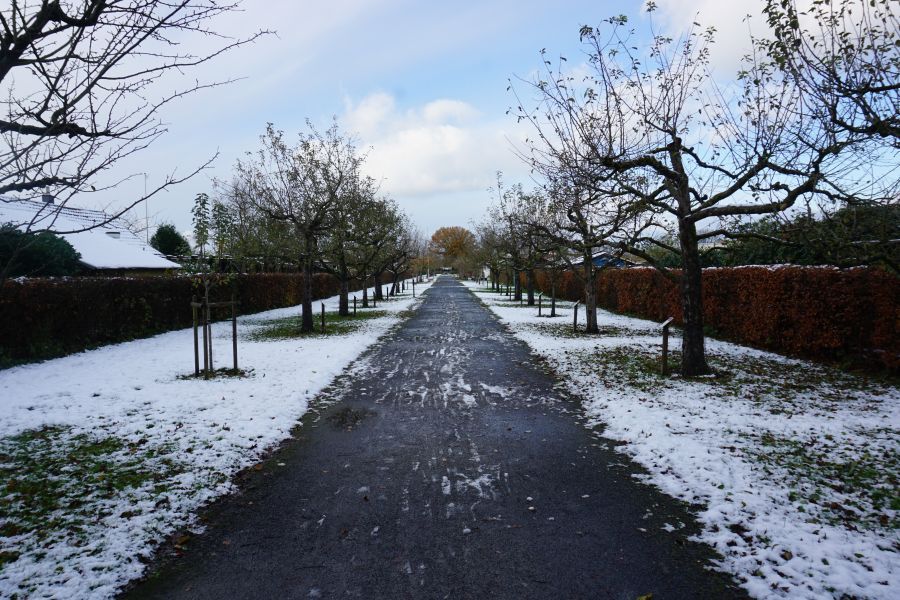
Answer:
xmin=83 ymin=0 xmax=763 ymax=237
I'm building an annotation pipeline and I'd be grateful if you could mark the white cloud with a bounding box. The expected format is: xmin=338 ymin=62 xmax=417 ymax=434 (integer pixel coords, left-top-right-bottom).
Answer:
xmin=651 ymin=0 xmax=768 ymax=75
xmin=342 ymin=92 xmax=526 ymax=200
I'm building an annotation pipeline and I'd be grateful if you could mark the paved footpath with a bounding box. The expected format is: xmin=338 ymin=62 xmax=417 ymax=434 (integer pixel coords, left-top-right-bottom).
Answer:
xmin=125 ymin=276 xmax=746 ymax=600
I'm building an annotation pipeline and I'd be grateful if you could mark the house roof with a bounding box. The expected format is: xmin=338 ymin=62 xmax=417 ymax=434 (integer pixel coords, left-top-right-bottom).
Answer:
xmin=569 ymin=249 xmax=646 ymax=267
xmin=0 ymin=197 xmax=180 ymax=270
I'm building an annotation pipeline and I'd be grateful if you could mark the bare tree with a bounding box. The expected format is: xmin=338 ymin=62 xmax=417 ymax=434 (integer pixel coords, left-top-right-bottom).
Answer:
xmin=762 ymin=0 xmax=899 ymax=267
xmin=234 ymin=121 xmax=360 ymax=333
xmin=0 ymin=0 xmax=266 ymax=280
xmin=512 ymin=177 xmax=647 ymax=333
xmin=514 ymin=8 xmax=860 ymax=375
xmin=320 ymin=174 xmax=378 ymax=315
xmin=486 ymin=175 xmax=552 ymax=306
xmin=764 ymin=0 xmax=899 ymax=146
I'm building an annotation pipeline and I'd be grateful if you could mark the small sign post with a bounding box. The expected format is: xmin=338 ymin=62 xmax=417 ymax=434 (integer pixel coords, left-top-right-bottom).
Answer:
xmin=660 ymin=317 xmax=675 ymax=375
xmin=573 ymin=300 xmax=581 ymax=333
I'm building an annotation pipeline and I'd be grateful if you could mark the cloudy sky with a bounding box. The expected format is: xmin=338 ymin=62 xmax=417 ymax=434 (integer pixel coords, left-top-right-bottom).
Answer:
xmin=87 ymin=0 xmax=767 ymax=237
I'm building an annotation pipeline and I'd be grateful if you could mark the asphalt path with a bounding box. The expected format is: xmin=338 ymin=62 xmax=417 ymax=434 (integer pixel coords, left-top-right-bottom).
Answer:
xmin=124 ymin=276 xmax=746 ymax=599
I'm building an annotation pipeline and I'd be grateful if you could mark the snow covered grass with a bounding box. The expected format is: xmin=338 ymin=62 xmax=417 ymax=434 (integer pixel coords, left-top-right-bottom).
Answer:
xmin=0 ymin=278 xmax=434 ymax=599
xmin=465 ymin=281 xmax=899 ymax=600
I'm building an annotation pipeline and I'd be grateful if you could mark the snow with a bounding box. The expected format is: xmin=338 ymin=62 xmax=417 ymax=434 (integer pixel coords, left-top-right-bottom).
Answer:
xmin=0 ymin=278 xmax=434 ymax=598
xmin=466 ymin=281 xmax=899 ymax=600
xmin=0 ymin=198 xmax=178 ymax=269
xmin=58 ymin=227 xmax=177 ymax=269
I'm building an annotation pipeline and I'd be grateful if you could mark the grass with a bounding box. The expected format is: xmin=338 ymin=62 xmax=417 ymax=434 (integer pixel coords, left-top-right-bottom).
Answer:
xmin=0 ymin=426 xmax=185 ymax=551
xmin=575 ymin=343 xmax=894 ymax=411
xmin=247 ymin=309 xmax=388 ymax=341
xmin=527 ymin=321 xmax=640 ymax=340
xmin=176 ymin=367 xmax=254 ymax=380
xmin=744 ymin=430 xmax=899 ymax=531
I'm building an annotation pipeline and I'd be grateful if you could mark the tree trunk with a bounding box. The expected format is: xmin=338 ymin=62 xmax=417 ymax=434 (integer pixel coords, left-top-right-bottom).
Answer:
xmin=362 ymin=284 xmax=369 ymax=308
xmin=526 ymin=269 xmax=535 ymax=306
xmin=678 ymin=218 xmax=710 ymax=376
xmin=338 ymin=278 xmax=350 ymax=316
xmin=513 ymin=269 xmax=522 ymax=301
xmin=392 ymin=272 xmax=400 ymax=295
xmin=374 ymin=272 xmax=384 ymax=300
xmin=582 ymin=258 xmax=599 ymax=334
xmin=550 ymin=276 xmax=557 ymax=317
xmin=300 ymin=254 xmax=314 ymax=333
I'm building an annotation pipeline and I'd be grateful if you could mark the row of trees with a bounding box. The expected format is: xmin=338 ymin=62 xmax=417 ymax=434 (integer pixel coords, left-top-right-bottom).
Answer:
xmin=475 ymin=0 xmax=897 ymax=376
xmin=193 ymin=122 xmax=423 ymax=333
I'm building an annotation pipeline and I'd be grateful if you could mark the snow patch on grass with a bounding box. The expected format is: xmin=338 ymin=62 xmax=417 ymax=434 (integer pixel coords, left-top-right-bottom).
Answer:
xmin=0 ymin=278 xmax=434 ymax=598
xmin=466 ymin=281 xmax=899 ymax=600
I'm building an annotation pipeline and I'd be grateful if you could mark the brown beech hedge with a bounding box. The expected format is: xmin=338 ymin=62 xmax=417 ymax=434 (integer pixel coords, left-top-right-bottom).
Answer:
xmin=533 ymin=266 xmax=899 ymax=370
xmin=0 ymin=273 xmax=363 ymax=365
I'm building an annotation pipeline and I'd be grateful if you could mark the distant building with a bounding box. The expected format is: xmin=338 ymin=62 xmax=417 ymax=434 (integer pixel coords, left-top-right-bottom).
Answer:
xmin=0 ymin=196 xmax=180 ymax=274
xmin=569 ymin=249 xmax=646 ymax=268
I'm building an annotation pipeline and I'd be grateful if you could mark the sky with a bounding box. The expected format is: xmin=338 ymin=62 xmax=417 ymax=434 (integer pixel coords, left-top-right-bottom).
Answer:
xmin=77 ymin=0 xmax=770 ymax=238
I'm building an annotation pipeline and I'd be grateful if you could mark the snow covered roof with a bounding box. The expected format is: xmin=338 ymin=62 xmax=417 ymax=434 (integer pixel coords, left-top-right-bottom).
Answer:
xmin=0 ymin=197 xmax=180 ymax=270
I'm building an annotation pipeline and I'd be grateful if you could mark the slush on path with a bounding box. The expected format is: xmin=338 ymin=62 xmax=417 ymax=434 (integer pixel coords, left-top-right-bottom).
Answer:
xmin=126 ymin=276 xmax=744 ymax=599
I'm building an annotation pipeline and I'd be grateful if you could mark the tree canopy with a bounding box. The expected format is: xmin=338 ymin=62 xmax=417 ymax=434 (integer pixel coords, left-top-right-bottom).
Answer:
xmin=0 ymin=226 xmax=81 ymax=277
xmin=150 ymin=224 xmax=192 ymax=257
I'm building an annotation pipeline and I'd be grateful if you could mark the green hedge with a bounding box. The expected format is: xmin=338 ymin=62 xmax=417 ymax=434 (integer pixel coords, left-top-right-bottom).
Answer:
xmin=0 ymin=273 xmax=351 ymax=366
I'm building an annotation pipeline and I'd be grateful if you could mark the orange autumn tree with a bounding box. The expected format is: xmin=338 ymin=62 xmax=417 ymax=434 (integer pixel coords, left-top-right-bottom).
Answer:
xmin=429 ymin=226 xmax=477 ymax=275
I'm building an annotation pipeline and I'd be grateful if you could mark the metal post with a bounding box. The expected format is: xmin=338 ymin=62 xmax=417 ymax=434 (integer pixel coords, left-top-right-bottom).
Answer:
xmin=661 ymin=317 xmax=675 ymax=375
xmin=321 ymin=302 xmax=326 ymax=333
xmin=573 ymin=300 xmax=581 ymax=333
xmin=412 ymin=281 xmax=416 ymax=297
xmin=353 ymin=296 xmax=357 ymax=315
xmin=538 ymin=294 xmax=542 ymax=317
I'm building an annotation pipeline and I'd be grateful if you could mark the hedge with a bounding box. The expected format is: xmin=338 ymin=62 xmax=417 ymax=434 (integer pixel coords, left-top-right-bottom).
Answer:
xmin=0 ymin=273 xmax=376 ymax=366
xmin=532 ymin=266 xmax=899 ymax=370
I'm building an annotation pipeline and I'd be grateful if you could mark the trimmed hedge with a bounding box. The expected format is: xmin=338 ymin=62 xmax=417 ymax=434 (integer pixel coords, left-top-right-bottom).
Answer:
xmin=0 ymin=273 xmax=362 ymax=366
xmin=533 ymin=266 xmax=899 ymax=370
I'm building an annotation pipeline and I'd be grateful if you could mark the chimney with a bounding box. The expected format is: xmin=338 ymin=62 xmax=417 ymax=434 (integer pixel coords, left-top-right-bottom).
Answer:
xmin=41 ymin=194 xmax=54 ymax=204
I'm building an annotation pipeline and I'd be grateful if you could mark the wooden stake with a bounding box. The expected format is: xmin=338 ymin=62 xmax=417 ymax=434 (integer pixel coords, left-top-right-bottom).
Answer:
xmin=202 ymin=301 xmax=209 ymax=379
xmin=231 ymin=294 xmax=238 ymax=371
xmin=573 ymin=300 xmax=581 ymax=333
xmin=661 ymin=317 xmax=675 ymax=375
xmin=192 ymin=295 xmax=199 ymax=376
xmin=207 ymin=304 xmax=214 ymax=374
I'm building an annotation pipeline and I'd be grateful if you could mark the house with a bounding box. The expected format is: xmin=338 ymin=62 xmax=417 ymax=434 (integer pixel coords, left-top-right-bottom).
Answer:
xmin=569 ymin=249 xmax=646 ymax=269
xmin=0 ymin=196 xmax=180 ymax=274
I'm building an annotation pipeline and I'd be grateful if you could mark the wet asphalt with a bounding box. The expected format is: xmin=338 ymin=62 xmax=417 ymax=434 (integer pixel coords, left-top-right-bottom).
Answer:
xmin=123 ymin=276 xmax=746 ymax=600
